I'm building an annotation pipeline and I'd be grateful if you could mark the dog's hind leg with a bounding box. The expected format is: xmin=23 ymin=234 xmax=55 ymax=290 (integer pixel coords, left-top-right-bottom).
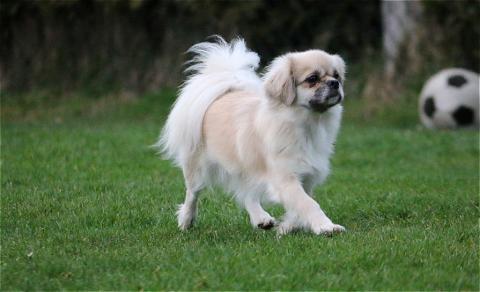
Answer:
xmin=177 ymin=188 xmax=200 ymax=230
xmin=177 ymin=160 xmax=204 ymax=231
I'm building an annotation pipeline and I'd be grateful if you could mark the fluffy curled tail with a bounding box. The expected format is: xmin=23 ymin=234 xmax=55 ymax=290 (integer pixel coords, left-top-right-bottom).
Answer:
xmin=185 ymin=36 xmax=260 ymax=75
xmin=155 ymin=36 xmax=261 ymax=167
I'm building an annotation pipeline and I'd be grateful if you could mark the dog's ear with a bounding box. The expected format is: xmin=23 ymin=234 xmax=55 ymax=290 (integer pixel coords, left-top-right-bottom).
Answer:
xmin=263 ymin=55 xmax=296 ymax=105
xmin=332 ymin=54 xmax=346 ymax=82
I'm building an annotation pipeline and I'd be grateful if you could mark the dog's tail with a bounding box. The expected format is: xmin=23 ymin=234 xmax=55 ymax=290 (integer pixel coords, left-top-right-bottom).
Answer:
xmin=155 ymin=36 xmax=261 ymax=167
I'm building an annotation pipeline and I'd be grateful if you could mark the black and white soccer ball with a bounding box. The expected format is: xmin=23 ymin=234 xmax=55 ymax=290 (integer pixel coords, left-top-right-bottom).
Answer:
xmin=419 ymin=68 xmax=479 ymax=129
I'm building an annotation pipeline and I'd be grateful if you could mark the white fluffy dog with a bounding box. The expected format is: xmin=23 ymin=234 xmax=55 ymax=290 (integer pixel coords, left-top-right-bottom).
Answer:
xmin=156 ymin=36 xmax=346 ymax=235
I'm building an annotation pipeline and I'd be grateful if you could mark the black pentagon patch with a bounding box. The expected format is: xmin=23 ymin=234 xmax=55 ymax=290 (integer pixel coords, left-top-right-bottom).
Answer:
xmin=447 ymin=75 xmax=468 ymax=87
xmin=452 ymin=106 xmax=474 ymax=126
xmin=424 ymin=96 xmax=436 ymax=118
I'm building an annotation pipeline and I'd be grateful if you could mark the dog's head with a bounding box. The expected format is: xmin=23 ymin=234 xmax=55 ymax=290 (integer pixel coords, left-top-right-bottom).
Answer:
xmin=263 ymin=50 xmax=346 ymax=113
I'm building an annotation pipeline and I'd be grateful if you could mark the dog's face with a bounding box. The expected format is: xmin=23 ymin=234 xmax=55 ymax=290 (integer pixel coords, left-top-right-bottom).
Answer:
xmin=264 ymin=50 xmax=346 ymax=113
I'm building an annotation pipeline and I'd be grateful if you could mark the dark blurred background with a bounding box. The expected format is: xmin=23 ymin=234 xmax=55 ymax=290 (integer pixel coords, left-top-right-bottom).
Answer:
xmin=1 ymin=0 xmax=479 ymax=98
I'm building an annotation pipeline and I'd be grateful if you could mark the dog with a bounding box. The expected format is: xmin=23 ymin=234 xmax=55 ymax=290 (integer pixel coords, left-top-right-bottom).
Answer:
xmin=156 ymin=36 xmax=346 ymax=235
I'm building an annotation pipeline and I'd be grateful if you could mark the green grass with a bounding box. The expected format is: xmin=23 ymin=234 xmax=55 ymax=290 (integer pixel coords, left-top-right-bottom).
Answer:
xmin=1 ymin=90 xmax=479 ymax=290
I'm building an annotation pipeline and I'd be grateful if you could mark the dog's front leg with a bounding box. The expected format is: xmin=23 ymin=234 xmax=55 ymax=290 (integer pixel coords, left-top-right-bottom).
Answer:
xmin=269 ymin=175 xmax=345 ymax=235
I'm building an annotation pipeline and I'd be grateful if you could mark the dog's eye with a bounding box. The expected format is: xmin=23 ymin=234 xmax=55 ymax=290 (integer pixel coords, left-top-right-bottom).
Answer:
xmin=333 ymin=71 xmax=340 ymax=80
xmin=305 ymin=74 xmax=319 ymax=84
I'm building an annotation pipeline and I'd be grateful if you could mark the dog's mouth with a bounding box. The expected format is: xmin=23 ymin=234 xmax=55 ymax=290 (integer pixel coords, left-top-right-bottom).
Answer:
xmin=308 ymin=94 xmax=343 ymax=113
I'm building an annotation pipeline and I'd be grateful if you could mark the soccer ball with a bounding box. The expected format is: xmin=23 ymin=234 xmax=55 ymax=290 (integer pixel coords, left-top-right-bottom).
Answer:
xmin=419 ymin=68 xmax=479 ymax=129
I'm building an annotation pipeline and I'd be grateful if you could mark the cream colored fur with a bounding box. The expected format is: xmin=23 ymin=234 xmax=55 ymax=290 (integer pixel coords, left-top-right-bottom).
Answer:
xmin=156 ymin=36 xmax=347 ymax=235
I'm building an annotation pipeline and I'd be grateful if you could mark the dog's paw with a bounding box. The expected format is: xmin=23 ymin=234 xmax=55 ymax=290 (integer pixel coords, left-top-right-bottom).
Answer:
xmin=312 ymin=222 xmax=346 ymax=236
xmin=176 ymin=203 xmax=196 ymax=231
xmin=254 ymin=215 xmax=276 ymax=230
xmin=275 ymin=220 xmax=296 ymax=236
xmin=257 ymin=219 xmax=276 ymax=230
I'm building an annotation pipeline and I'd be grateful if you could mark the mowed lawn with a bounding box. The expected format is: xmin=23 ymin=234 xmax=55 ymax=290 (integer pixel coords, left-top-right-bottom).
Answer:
xmin=1 ymin=91 xmax=478 ymax=290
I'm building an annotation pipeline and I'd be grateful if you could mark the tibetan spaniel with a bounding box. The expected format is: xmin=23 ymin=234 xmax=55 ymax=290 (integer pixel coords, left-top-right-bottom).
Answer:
xmin=156 ymin=36 xmax=346 ymax=235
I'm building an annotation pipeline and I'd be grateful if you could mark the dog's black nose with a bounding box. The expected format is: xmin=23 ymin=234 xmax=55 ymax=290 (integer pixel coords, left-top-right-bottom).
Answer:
xmin=327 ymin=80 xmax=339 ymax=89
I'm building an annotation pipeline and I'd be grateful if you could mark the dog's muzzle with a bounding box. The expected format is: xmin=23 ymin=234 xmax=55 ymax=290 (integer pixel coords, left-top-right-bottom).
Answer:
xmin=308 ymin=81 xmax=343 ymax=112
xmin=309 ymin=91 xmax=343 ymax=113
